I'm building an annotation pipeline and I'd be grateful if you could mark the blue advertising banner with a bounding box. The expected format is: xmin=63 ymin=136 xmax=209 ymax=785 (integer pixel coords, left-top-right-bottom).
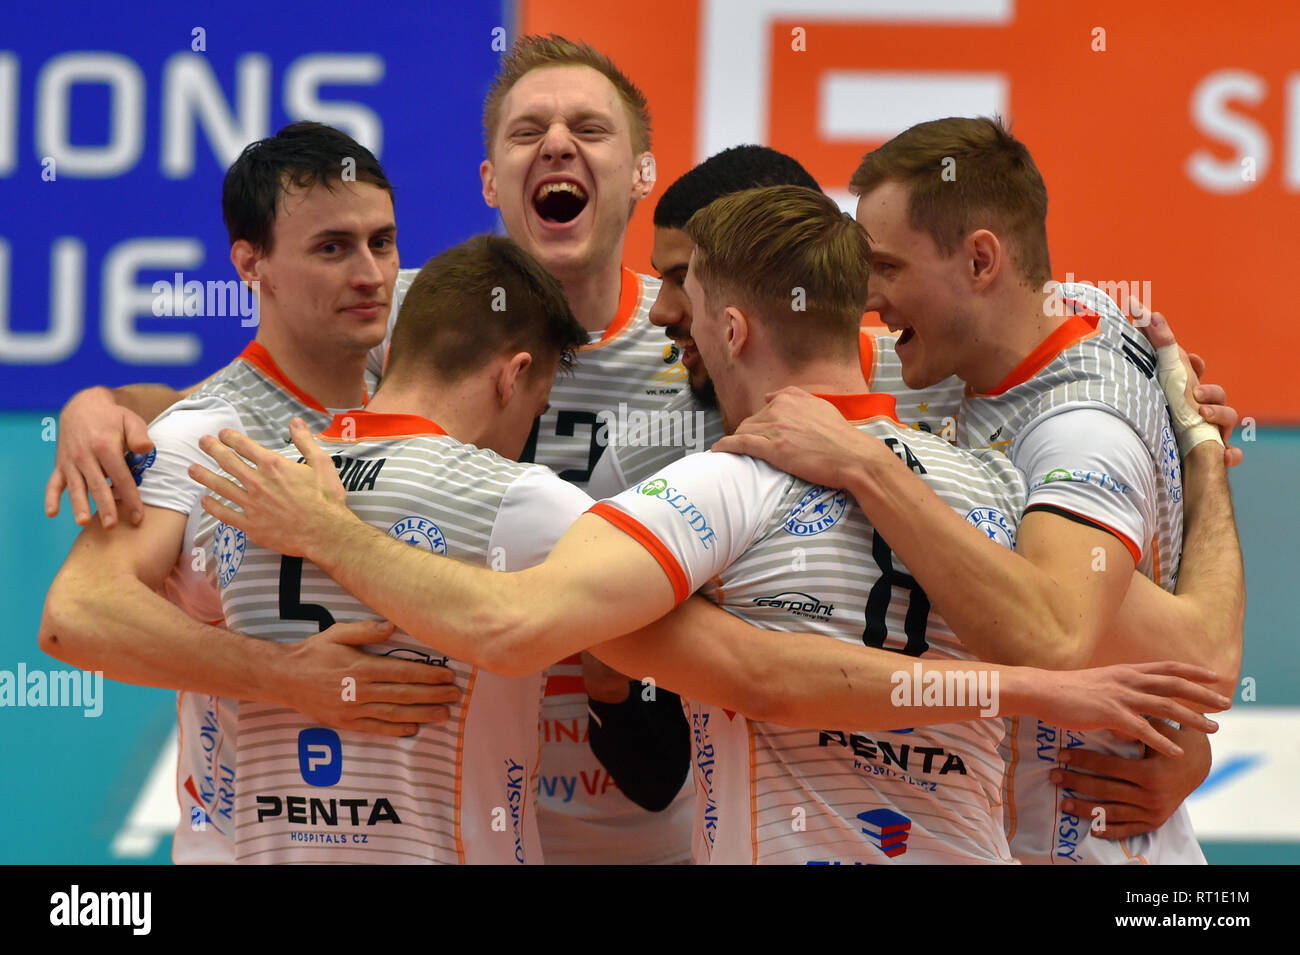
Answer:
xmin=0 ymin=0 xmax=507 ymax=409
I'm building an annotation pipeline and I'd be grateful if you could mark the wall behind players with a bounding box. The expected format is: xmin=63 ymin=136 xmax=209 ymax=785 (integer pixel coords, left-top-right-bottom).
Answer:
xmin=522 ymin=0 xmax=1300 ymax=422
xmin=0 ymin=0 xmax=507 ymax=408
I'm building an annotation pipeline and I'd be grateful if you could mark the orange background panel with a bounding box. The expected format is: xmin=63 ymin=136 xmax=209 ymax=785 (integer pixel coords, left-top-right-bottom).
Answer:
xmin=520 ymin=0 xmax=1298 ymax=421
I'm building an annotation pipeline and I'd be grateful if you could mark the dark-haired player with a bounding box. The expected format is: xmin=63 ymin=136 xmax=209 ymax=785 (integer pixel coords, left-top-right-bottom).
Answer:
xmin=39 ymin=122 xmax=459 ymax=862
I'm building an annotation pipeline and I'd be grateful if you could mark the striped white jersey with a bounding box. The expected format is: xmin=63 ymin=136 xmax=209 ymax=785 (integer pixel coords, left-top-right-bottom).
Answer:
xmin=373 ymin=264 xmax=697 ymax=863
xmin=591 ymin=393 xmax=1028 ymax=864
xmin=135 ymin=340 xmax=353 ymax=864
xmin=958 ymin=282 xmax=1199 ymax=864
xmin=196 ymin=410 xmax=593 ymax=864
xmin=589 ymin=327 xmax=965 ymax=498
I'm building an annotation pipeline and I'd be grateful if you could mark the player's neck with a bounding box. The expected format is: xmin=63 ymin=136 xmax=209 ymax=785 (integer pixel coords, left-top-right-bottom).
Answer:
xmin=252 ymin=323 xmax=369 ymax=410
xmin=731 ymin=358 xmax=867 ymax=422
xmin=366 ymin=380 xmax=490 ymax=449
xmin=960 ymin=284 xmax=1069 ymax=394
xmin=554 ymin=257 xmax=625 ymax=333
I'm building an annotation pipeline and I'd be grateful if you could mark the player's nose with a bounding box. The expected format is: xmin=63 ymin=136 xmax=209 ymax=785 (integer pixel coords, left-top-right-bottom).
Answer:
xmin=540 ymin=122 xmax=576 ymax=161
xmin=649 ymin=287 xmax=683 ymax=329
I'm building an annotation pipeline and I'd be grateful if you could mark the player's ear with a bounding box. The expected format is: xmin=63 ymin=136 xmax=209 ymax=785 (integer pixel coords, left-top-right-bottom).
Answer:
xmin=725 ymin=305 xmax=750 ymax=359
xmin=496 ymin=351 xmax=534 ymax=406
xmin=230 ymin=239 xmax=263 ymax=287
xmin=481 ymin=159 xmax=500 ymax=209
xmin=633 ymin=152 xmax=657 ymax=201
xmin=968 ymin=229 xmax=1001 ymax=291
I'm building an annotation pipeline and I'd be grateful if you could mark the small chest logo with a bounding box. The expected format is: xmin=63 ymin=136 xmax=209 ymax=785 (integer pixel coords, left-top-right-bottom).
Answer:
xmin=965 ymin=507 xmax=1015 ymax=548
xmin=387 ymin=516 xmax=447 ymax=554
xmin=214 ymin=523 xmax=246 ymax=588
xmin=784 ymin=486 xmax=850 ymax=537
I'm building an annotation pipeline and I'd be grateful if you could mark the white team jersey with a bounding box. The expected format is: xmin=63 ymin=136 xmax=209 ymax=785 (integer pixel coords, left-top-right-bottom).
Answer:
xmin=196 ymin=410 xmax=593 ymax=864
xmin=135 ymin=341 xmax=353 ymax=863
xmin=590 ymin=327 xmax=964 ymax=498
xmin=958 ymin=283 xmax=1200 ymax=864
xmin=375 ymin=264 xmax=696 ymax=864
xmin=592 ymin=393 xmax=1028 ymax=864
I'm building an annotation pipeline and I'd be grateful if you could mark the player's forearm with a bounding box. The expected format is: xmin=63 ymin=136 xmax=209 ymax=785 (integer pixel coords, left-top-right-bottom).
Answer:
xmin=39 ymin=568 xmax=285 ymax=700
xmin=307 ymin=511 xmax=548 ymax=676
xmin=107 ymin=384 xmax=186 ymax=423
xmin=590 ymin=600 xmax=1013 ymax=727
xmin=1174 ymin=442 xmax=1245 ymax=676
xmin=1096 ymin=445 xmax=1244 ymax=685
xmin=843 ymin=448 xmax=1093 ymax=669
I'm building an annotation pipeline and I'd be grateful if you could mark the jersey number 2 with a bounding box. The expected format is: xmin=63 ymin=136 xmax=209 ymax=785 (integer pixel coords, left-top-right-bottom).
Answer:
xmin=862 ymin=531 xmax=930 ymax=656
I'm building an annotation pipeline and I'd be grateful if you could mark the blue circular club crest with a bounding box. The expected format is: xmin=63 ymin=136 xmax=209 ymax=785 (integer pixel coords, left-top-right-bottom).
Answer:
xmin=783 ymin=486 xmax=850 ymax=537
xmin=965 ymin=507 xmax=1015 ymax=548
xmin=214 ymin=522 xmax=246 ymax=588
xmin=388 ymin=516 xmax=448 ymax=554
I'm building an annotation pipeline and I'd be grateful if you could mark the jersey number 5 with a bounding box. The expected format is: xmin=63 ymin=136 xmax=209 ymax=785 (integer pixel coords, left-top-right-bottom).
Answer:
xmin=862 ymin=530 xmax=930 ymax=656
xmin=280 ymin=556 xmax=335 ymax=631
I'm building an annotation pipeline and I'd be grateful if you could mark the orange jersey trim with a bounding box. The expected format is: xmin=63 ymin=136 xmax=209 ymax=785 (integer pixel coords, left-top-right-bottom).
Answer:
xmin=238 ymin=340 xmax=368 ymax=412
xmin=857 ymin=324 xmax=878 ymax=388
xmin=319 ymin=410 xmax=447 ymax=441
xmin=453 ymin=666 xmax=478 ymax=865
xmin=973 ymin=311 xmax=1101 ymax=398
xmin=811 ymin=391 xmax=902 ymax=425
xmin=1025 ymin=503 xmax=1143 ymax=566
xmin=587 ymin=502 xmax=690 ymax=605
xmin=581 ymin=267 xmax=644 ymax=351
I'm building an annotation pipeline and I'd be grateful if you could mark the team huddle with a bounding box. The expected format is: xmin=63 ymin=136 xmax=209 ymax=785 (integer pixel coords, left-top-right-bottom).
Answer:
xmin=39 ymin=36 xmax=1244 ymax=865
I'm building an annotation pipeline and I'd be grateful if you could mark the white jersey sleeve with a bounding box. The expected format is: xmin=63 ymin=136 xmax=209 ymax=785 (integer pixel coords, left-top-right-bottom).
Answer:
xmin=489 ymin=467 xmax=595 ymax=569
xmin=136 ymin=396 xmax=244 ymax=516
xmin=1018 ymin=407 xmax=1156 ymax=561
xmin=590 ymin=452 xmax=791 ymax=604
xmin=586 ymin=441 xmax=630 ymax=499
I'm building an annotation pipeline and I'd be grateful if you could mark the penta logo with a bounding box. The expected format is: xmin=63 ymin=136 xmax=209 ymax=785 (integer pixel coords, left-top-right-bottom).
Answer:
xmin=298 ymin=727 xmax=342 ymax=787
xmin=858 ymin=808 xmax=911 ymax=858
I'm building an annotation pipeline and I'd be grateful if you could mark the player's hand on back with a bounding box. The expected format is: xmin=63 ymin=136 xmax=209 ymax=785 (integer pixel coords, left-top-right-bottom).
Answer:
xmin=1016 ymin=661 xmax=1227 ymax=757
xmin=282 ymin=620 xmax=461 ymax=736
xmin=44 ymin=386 xmax=153 ymax=529
xmin=712 ymin=387 xmax=875 ymax=488
xmin=190 ymin=416 xmax=350 ymax=558
xmin=1046 ymin=722 xmax=1213 ymax=840
xmin=1127 ymin=303 xmax=1243 ymax=467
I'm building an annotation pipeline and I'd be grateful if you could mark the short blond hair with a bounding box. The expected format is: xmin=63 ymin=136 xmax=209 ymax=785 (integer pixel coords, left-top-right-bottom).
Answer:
xmin=683 ymin=185 xmax=869 ymax=365
xmin=482 ymin=34 xmax=652 ymax=158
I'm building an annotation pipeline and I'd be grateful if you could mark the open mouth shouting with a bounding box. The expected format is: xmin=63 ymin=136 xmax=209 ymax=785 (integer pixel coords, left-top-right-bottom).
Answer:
xmin=532 ymin=177 xmax=589 ymax=228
